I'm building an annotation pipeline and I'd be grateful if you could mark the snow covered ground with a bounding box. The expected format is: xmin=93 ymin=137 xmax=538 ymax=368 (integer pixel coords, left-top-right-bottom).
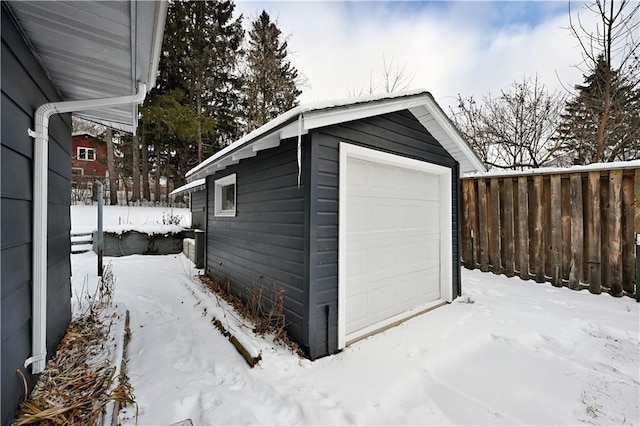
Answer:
xmin=70 ymin=206 xmax=640 ymax=425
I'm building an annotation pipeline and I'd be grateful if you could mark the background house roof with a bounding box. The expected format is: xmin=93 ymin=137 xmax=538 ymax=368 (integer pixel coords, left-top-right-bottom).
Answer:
xmin=186 ymin=90 xmax=486 ymax=181
xmin=5 ymin=0 xmax=167 ymax=133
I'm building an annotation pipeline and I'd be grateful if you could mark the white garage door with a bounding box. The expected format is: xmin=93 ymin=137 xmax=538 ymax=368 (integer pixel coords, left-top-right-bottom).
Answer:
xmin=339 ymin=143 xmax=452 ymax=346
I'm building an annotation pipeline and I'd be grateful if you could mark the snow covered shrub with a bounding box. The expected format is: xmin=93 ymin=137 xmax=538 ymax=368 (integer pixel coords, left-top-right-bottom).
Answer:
xmin=161 ymin=210 xmax=183 ymax=225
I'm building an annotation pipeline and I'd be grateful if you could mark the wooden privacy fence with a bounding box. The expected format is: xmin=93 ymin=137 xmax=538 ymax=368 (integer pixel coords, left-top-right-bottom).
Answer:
xmin=461 ymin=163 xmax=640 ymax=298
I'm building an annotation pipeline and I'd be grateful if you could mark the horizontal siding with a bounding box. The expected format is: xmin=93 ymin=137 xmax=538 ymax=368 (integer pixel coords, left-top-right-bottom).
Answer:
xmin=308 ymin=110 xmax=460 ymax=358
xmin=191 ymin=190 xmax=205 ymax=211
xmin=2 ymin=8 xmax=72 ymax=425
xmin=206 ymin=139 xmax=306 ymax=345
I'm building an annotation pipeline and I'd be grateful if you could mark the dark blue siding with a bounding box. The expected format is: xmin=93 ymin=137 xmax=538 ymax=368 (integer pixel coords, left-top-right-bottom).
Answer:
xmin=307 ymin=110 xmax=461 ymax=358
xmin=1 ymin=7 xmax=72 ymax=425
xmin=206 ymin=139 xmax=308 ymax=347
xmin=190 ymin=190 xmax=205 ymax=229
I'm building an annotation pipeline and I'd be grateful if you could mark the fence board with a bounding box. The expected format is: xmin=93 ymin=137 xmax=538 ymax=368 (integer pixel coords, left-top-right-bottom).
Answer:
xmin=478 ymin=179 xmax=490 ymax=272
xmin=587 ymin=172 xmax=601 ymax=294
xmin=461 ymin=180 xmax=473 ymax=269
xmin=490 ymin=178 xmax=502 ymax=274
xmin=622 ymin=174 xmax=635 ymax=294
xmin=532 ymin=175 xmax=545 ymax=283
xmin=569 ymin=174 xmax=583 ymax=290
xmin=468 ymin=180 xmax=478 ymax=268
xmin=503 ymin=178 xmax=515 ymax=277
xmin=550 ymin=175 xmax=562 ymax=287
xmin=561 ymin=177 xmax=571 ymax=283
xmin=609 ymin=170 xmax=623 ymax=296
xmin=544 ymin=178 xmax=553 ymax=281
xmin=601 ymin=180 xmax=611 ymax=289
xmin=518 ymin=176 xmax=529 ymax=280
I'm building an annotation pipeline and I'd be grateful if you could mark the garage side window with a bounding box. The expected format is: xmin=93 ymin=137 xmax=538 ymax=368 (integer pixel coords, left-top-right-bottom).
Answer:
xmin=214 ymin=174 xmax=236 ymax=217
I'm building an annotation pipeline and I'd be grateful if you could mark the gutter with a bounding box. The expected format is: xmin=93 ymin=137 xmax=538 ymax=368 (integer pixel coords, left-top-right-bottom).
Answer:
xmin=25 ymin=83 xmax=147 ymax=374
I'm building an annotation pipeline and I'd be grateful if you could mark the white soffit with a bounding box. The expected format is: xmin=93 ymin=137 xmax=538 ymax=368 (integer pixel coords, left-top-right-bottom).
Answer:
xmin=186 ymin=90 xmax=485 ymax=181
xmin=6 ymin=0 xmax=167 ymax=133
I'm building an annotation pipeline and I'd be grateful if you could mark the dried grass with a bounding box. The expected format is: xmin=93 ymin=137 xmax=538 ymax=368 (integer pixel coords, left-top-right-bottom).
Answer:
xmin=12 ymin=264 xmax=136 ymax=426
xmin=199 ymin=276 xmax=304 ymax=357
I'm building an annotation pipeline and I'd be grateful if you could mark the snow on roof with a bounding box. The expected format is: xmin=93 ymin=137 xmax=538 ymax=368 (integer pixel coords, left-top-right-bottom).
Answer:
xmin=186 ymin=89 xmax=485 ymax=180
xmin=170 ymin=178 xmax=206 ymax=196
xmin=464 ymin=159 xmax=640 ymax=179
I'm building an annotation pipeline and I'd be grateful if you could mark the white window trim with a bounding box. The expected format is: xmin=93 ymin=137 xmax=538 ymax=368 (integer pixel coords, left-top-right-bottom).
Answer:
xmin=214 ymin=174 xmax=236 ymax=217
xmin=338 ymin=142 xmax=453 ymax=349
xmin=77 ymin=146 xmax=96 ymax=161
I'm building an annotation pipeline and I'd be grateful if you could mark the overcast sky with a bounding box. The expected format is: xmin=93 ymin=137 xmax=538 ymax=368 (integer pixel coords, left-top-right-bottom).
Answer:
xmin=234 ymin=1 xmax=595 ymax=111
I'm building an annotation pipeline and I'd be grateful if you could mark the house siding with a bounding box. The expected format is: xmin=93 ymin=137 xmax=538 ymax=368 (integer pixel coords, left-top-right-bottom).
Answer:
xmin=307 ymin=110 xmax=461 ymax=358
xmin=1 ymin=7 xmax=72 ymax=425
xmin=205 ymin=138 xmax=309 ymax=350
xmin=190 ymin=189 xmax=206 ymax=229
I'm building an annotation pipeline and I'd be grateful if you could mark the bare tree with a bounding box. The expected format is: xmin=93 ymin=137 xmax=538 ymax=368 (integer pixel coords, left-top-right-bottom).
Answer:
xmin=451 ymin=75 xmax=567 ymax=170
xmin=346 ymin=53 xmax=414 ymax=97
xmin=557 ymin=0 xmax=640 ymax=163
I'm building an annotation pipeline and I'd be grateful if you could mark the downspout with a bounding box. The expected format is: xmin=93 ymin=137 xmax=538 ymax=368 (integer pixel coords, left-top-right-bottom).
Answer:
xmin=297 ymin=113 xmax=303 ymax=187
xmin=25 ymin=83 xmax=147 ymax=374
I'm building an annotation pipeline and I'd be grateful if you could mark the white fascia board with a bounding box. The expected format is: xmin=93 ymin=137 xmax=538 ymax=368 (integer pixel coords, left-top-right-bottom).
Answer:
xmin=171 ymin=178 xmax=205 ymax=195
xmin=303 ymin=97 xmax=427 ymax=132
xmin=409 ymin=102 xmax=486 ymax=175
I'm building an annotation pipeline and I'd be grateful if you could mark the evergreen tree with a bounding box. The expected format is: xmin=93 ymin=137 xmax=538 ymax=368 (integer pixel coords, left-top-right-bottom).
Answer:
xmin=243 ymin=11 xmax=301 ymax=132
xmin=150 ymin=0 xmax=244 ymax=163
xmin=558 ymin=0 xmax=640 ymax=164
xmin=556 ymin=56 xmax=640 ymax=164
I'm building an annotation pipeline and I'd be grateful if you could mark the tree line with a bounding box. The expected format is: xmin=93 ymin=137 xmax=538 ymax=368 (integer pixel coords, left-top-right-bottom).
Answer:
xmin=74 ymin=0 xmax=639 ymax=206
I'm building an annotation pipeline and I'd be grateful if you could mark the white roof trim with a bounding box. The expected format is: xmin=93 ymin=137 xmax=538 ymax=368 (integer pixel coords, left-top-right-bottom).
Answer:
xmin=170 ymin=178 xmax=206 ymax=196
xmin=186 ymin=89 xmax=485 ymax=180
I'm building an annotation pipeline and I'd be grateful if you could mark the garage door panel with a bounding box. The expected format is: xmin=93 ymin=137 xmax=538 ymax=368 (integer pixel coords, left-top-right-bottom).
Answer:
xmin=343 ymin=147 xmax=448 ymax=340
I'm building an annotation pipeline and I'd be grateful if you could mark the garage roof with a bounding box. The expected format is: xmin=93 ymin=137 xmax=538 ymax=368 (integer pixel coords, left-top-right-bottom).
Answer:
xmin=5 ymin=0 xmax=167 ymax=133
xmin=186 ymin=90 xmax=486 ymax=181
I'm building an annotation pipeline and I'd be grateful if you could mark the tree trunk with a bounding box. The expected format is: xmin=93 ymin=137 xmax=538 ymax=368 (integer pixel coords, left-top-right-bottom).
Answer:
xmin=196 ymin=86 xmax=203 ymax=163
xmin=141 ymin=125 xmax=151 ymax=201
xmin=154 ymin=154 xmax=161 ymax=204
xmin=131 ymin=132 xmax=140 ymax=202
xmin=105 ymin=128 xmax=118 ymax=205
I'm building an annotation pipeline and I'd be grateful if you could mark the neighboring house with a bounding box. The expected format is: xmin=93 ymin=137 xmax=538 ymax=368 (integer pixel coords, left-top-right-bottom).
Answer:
xmin=0 ymin=2 xmax=166 ymax=424
xmin=71 ymin=133 xmax=108 ymax=180
xmin=184 ymin=90 xmax=486 ymax=360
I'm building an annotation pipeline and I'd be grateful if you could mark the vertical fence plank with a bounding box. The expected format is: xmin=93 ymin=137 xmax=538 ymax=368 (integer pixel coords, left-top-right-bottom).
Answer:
xmin=609 ymin=170 xmax=623 ymax=296
xmin=601 ymin=176 xmax=611 ymax=289
xmin=622 ymin=174 xmax=635 ymax=294
xmin=587 ymin=171 xmax=601 ymax=294
xmin=532 ymin=175 xmax=545 ymax=283
xmin=461 ymin=180 xmax=473 ymax=269
xmin=569 ymin=174 xmax=583 ymax=290
xmin=490 ymin=178 xmax=502 ymax=275
xmin=561 ymin=177 xmax=571 ymax=284
xmin=478 ymin=178 xmax=490 ymax=272
xmin=544 ymin=178 xmax=553 ymax=280
xmin=518 ymin=176 xmax=530 ymax=280
xmin=469 ymin=179 xmax=478 ymax=269
xmin=550 ymin=175 xmax=562 ymax=287
xmin=503 ymin=177 xmax=515 ymax=277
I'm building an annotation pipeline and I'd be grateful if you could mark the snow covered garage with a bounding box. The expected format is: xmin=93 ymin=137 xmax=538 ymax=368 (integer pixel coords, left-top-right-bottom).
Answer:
xmin=186 ymin=91 xmax=485 ymax=359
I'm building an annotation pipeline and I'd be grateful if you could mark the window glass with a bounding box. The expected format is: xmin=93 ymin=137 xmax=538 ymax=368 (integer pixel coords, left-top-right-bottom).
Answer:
xmin=77 ymin=147 xmax=96 ymax=161
xmin=214 ymin=174 xmax=236 ymax=217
